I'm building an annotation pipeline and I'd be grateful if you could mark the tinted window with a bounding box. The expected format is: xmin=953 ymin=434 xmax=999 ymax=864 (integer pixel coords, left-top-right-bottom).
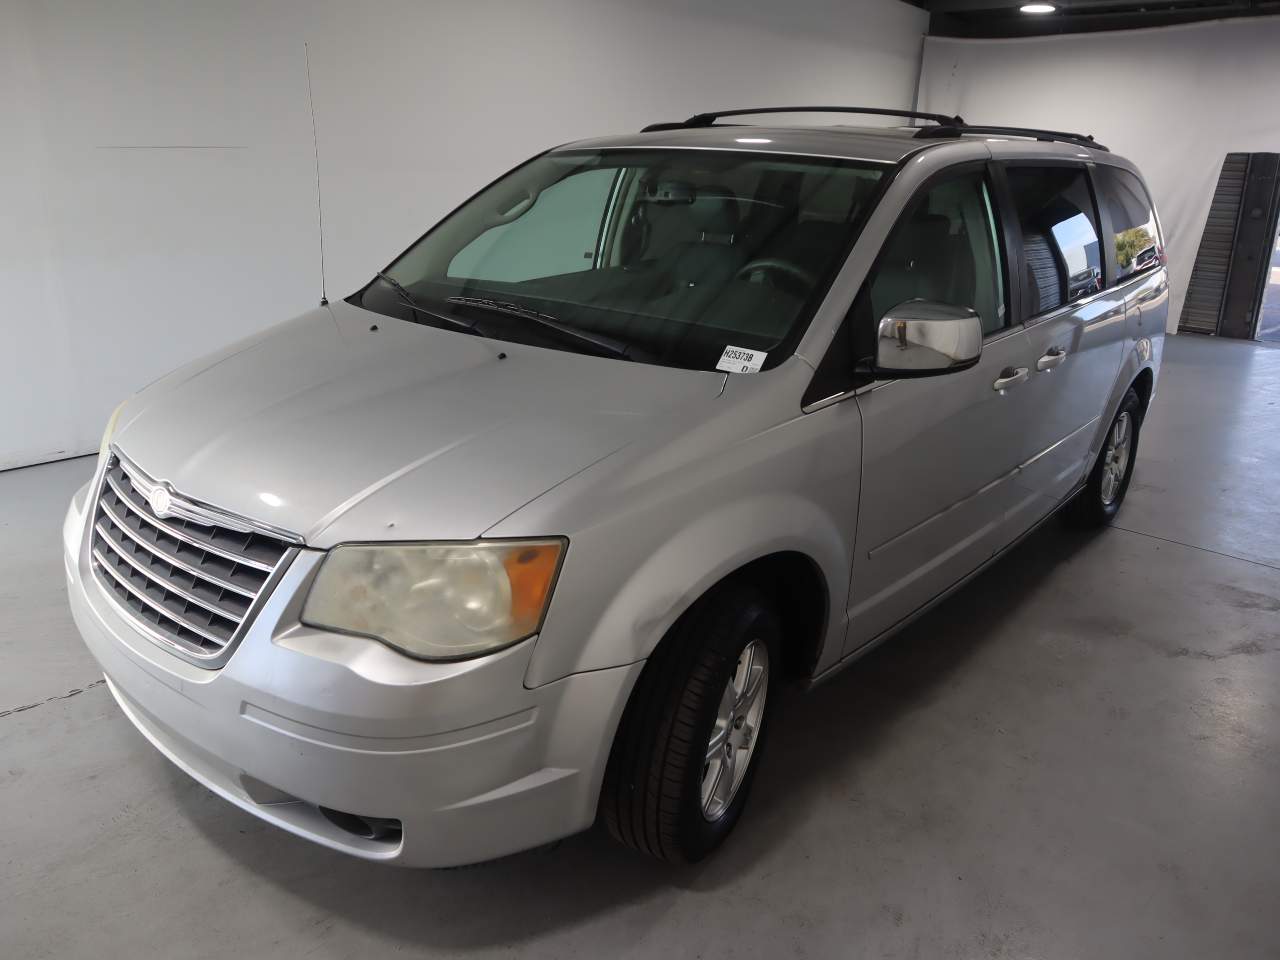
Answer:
xmin=868 ymin=171 xmax=1006 ymax=335
xmin=1006 ymin=166 xmax=1103 ymax=316
xmin=1095 ymin=166 xmax=1162 ymax=283
xmin=360 ymin=150 xmax=886 ymax=371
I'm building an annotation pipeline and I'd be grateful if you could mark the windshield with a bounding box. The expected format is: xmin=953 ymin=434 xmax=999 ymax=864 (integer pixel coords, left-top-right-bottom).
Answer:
xmin=355 ymin=149 xmax=887 ymax=371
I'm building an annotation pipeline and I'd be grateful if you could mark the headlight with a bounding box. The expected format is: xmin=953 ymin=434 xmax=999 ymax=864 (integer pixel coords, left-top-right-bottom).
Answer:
xmin=301 ymin=539 xmax=565 ymax=661
xmin=100 ymin=401 xmax=127 ymax=460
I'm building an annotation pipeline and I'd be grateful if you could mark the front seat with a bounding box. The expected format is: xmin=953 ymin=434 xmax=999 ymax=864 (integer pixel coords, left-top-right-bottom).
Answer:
xmin=869 ymin=213 xmax=975 ymax=321
xmin=651 ymin=186 xmax=744 ymax=302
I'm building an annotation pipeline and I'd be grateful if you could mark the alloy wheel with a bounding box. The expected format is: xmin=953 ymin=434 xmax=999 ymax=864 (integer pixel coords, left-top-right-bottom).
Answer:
xmin=700 ymin=638 xmax=769 ymax=821
xmin=1100 ymin=411 xmax=1132 ymax=505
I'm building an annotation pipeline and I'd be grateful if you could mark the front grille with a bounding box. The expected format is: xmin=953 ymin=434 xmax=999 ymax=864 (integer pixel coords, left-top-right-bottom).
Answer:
xmin=89 ymin=453 xmax=295 ymax=663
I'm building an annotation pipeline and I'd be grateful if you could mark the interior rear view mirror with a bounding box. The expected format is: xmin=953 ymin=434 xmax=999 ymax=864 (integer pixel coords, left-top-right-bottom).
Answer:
xmin=646 ymin=180 xmax=696 ymax=204
xmin=875 ymin=300 xmax=983 ymax=377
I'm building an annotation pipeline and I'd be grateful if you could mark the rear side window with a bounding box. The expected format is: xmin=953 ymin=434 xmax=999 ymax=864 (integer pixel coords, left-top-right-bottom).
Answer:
xmin=1005 ymin=166 xmax=1103 ymax=316
xmin=867 ymin=171 xmax=1007 ymax=336
xmin=1094 ymin=166 xmax=1162 ymax=283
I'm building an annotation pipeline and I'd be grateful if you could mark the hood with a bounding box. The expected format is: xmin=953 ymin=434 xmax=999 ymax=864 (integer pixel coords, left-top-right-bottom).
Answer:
xmin=113 ymin=301 xmax=725 ymax=545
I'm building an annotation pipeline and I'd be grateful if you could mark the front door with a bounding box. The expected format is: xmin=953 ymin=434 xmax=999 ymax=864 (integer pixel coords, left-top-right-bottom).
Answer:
xmin=845 ymin=166 xmax=1042 ymax=653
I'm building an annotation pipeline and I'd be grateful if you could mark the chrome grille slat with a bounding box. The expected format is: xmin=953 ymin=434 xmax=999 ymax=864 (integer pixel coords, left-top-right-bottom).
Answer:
xmin=93 ymin=546 xmax=230 ymax=646
xmin=93 ymin=520 xmax=249 ymax=623
xmin=97 ymin=496 xmax=262 ymax=598
xmin=89 ymin=452 xmax=296 ymax=663
xmin=104 ymin=470 xmax=278 ymax=572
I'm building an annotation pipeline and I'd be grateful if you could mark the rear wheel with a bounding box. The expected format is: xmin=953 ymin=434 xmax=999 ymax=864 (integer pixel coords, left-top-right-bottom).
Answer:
xmin=602 ymin=583 xmax=781 ymax=863
xmin=1068 ymin=387 xmax=1142 ymax=527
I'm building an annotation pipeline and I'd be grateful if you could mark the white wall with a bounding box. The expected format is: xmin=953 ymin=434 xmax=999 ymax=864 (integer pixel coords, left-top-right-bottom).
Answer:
xmin=2 ymin=1 xmax=319 ymax=470
xmin=918 ymin=17 xmax=1280 ymax=334
xmin=1 ymin=0 xmax=927 ymax=470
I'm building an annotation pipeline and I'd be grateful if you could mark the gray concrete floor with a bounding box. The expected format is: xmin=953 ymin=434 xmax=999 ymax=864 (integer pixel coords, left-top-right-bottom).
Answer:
xmin=3 ymin=334 xmax=1279 ymax=959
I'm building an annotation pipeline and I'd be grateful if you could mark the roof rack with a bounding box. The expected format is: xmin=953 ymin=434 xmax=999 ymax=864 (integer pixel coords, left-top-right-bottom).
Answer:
xmin=914 ymin=124 xmax=1109 ymax=152
xmin=641 ymin=105 xmax=966 ymax=133
xmin=637 ymin=106 xmax=1109 ymax=153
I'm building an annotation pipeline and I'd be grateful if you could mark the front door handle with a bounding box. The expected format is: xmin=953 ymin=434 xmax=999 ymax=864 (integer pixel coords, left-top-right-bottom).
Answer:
xmin=992 ymin=367 xmax=1029 ymax=393
xmin=1036 ymin=347 xmax=1068 ymax=371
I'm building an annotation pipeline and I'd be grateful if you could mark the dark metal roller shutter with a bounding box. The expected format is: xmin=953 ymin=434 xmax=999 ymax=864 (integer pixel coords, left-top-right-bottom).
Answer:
xmin=1179 ymin=153 xmax=1248 ymax=334
xmin=1023 ymin=233 xmax=1062 ymax=315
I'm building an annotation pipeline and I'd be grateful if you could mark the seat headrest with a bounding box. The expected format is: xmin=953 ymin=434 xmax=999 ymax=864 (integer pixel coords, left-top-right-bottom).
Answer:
xmin=914 ymin=213 xmax=955 ymax=242
xmin=689 ymin=186 xmax=739 ymax=239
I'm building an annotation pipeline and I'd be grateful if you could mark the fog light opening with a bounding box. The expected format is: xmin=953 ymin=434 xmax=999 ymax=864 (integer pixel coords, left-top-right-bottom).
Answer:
xmin=318 ymin=806 xmax=403 ymax=843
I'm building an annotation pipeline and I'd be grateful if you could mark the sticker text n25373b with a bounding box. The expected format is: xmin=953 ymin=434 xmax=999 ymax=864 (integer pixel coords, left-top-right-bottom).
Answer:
xmin=716 ymin=346 xmax=767 ymax=374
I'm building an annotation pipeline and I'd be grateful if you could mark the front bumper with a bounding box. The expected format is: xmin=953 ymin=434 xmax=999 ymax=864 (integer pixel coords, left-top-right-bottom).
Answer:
xmin=62 ymin=483 xmax=640 ymax=867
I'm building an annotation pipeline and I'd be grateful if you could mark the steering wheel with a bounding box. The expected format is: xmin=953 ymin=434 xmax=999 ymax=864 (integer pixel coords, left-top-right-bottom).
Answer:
xmin=734 ymin=258 xmax=817 ymax=296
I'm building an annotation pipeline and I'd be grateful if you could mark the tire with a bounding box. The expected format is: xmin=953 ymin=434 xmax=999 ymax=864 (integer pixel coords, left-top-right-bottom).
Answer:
xmin=601 ymin=582 xmax=781 ymax=864
xmin=1067 ymin=387 xmax=1142 ymax=527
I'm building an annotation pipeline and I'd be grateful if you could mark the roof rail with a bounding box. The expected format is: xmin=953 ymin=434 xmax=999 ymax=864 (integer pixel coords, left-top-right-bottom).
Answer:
xmin=636 ymin=107 xmax=1109 ymax=153
xmin=641 ymin=105 xmax=965 ymax=133
xmin=915 ymin=124 xmax=1109 ymax=152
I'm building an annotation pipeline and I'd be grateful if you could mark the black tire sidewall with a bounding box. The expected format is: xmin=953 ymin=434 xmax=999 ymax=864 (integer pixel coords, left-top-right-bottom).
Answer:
xmin=675 ymin=597 xmax=782 ymax=862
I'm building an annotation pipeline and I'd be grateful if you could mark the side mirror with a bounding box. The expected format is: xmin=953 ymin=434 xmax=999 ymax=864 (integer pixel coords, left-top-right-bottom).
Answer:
xmin=875 ymin=300 xmax=983 ymax=377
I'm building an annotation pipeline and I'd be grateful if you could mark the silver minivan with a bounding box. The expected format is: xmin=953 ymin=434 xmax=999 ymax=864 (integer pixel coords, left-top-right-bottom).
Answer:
xmin=63 ymin=107 xmax=1167 ymax=866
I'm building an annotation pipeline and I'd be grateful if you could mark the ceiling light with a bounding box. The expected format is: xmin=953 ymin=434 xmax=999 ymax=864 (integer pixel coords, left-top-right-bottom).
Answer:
xmin=735 ymin=137 xmax=772 ymax=144
xmin=1019 ymin=3 xmax=1056 ymax=12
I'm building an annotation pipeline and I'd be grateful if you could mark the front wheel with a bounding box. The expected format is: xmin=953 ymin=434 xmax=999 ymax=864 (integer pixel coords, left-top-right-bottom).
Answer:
xmin=1067 ymin=387 xmax=1142 ymax=527
xmin=601 ymin=583 xmax=781 ymax=863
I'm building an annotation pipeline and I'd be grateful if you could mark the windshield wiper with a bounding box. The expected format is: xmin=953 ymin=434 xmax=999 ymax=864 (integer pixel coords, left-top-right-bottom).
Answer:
xmin=374 ymin=273 xmax=478 ymax=332
xmin=445 ymin=296 xmax=631 ymax=360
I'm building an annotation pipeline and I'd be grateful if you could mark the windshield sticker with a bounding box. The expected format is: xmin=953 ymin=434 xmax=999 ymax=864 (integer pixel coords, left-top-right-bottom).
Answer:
xmin=716 ymin=346 xmax=768 ymax=374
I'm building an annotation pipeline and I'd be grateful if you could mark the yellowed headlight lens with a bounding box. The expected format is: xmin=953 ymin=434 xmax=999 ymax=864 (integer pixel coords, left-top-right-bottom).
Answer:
xmin=302 ymin=539 xmax=565 ymax=661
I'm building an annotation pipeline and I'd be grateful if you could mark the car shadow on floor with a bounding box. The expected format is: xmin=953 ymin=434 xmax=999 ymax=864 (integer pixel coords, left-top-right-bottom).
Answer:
xmin=166 ymin=519 xmax=1101 ymax=951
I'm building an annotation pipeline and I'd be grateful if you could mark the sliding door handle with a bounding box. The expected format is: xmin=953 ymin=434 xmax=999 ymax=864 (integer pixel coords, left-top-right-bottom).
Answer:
xmin=1036 ymin=347 xmax=1068 ymax=371
xmin=992 ymin=367 xmax=1029 ymax=392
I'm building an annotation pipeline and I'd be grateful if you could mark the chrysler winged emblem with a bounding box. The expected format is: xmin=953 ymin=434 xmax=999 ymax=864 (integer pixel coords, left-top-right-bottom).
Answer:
xmin=149 ymin=485 xmax=173 ymax=519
